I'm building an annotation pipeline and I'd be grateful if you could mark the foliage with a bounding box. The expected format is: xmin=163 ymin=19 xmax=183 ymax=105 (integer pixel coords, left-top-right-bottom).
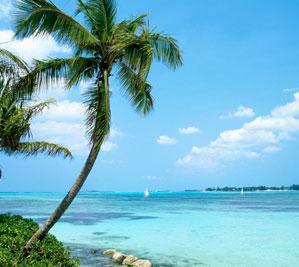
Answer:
xmin=0 ymin=48 xmax=72 ymax=159
xmin=0 ymin=214 xmax=79 ymax=266
xmin=15 ymin=0 xmax=183 ymax=148
xmin=13 ymin=0 xmax=182 ymax=246
xmin=205 ymin=185 xmax=299 ymax=191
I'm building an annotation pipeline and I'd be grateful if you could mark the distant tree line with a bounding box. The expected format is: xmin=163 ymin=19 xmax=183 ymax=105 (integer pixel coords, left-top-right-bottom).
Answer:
xmin=205 ymin=184 xmax=299 ymax=192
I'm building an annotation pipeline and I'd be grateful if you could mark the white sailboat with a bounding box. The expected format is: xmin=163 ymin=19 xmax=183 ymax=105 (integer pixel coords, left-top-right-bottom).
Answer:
xmin=144 ymin=188 xmax=150 ymax=198
xmin=241 ymin=188 xmax=244 ymax=195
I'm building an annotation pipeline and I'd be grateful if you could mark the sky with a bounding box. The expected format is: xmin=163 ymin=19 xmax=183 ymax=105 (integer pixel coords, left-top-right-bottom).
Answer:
xmin=1 ymin=0 xmax=299 ymax=191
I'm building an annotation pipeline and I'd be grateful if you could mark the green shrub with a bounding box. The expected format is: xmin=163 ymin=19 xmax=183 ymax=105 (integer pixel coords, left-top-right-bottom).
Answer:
xmin=0 ymin=214 xmax=79 ymax=266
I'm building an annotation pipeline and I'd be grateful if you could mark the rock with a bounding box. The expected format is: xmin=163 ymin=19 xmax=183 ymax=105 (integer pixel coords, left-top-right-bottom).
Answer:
xmin=112 ymin=252 xmax=126 ymax=264
xmin=103 ymin=248 xmax=116 ymax=257
xmin=89 ymin=248 xmax=98 ymax=254
xmin=123 ymin=255 xmax=138 ymax=265
xmin=132 ymin=259 xmax=152 ymax=267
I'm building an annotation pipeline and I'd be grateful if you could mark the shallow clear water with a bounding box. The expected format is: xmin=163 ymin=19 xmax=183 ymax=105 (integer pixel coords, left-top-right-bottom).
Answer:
xmin=1 ymin=191 xmax=299 ymax=266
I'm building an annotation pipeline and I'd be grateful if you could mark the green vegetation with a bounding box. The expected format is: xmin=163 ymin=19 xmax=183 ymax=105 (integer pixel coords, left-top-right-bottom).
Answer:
xmin=14 ymin=0 xmax=182 ymax=249
xmin=0 ymin=214 xmax=78 ymax=266
xmin=0 ymin=48 xmax=72 ymax=160
xmin=205 ymin=184 xmax=299 ymax=192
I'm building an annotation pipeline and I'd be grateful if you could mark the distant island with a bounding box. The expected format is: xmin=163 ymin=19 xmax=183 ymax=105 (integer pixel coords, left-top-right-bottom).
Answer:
xmin=204 ymin=184 xmax=299 ymax=192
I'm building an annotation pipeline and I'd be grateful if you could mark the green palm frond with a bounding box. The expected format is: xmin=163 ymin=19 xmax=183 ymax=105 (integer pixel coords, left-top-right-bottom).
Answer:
xmin=83 ymin=85 xmax=100 ymax=140
xmin=67 ymin=57 xmax=99 ymax=88
xmin=0 ymin=48 xmax=31 ymax=89
xmin=32 ymin=57 xmax=98 ymax=89
xmin=14 ymin=0 xmax=182 ymax=151
xmin=146 ymin=32 xmax=183 ymax=70
xmin=16 ymin=142 xmax=73 ymax=159
xmin=77 ymin=0 xmax=116 ymax=39
xmin=83 ymin=72 xmax=110 ymax=146
xmin=0 ymin=48 xmax=30 ymax=74
xmin=0 ymin=79 xmax=11 ymax=98
xmin=25 ymin=99 xmax=54 ymax=117
xmin=125 ymin=14 xmax=147 ymax=33
xmin=75 ymin=0 xmax=93 ymax=23
xmin=117 ymin=62 xmax=153 ymax=115
xmin=0 ymin=64 xmax=15 ymax=80
xmin=0 ymin=50 xmax=73 ymax=160
xmin=15 ymin=0 xmax=97 ymax=48
xmin=9 ymin=71 xmax=37 ymax=100
xmin=0 ymin=48 xmax=36 ymax=100
xmin=123 ymin=41 xmax=153 ymax=80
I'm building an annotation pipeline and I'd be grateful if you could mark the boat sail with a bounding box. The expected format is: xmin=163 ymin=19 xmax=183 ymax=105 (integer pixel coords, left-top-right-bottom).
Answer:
xmin=144 ymin=188 xmax=150 ymax=198
xmin=241 ymin=188 xmax=244 ymax=195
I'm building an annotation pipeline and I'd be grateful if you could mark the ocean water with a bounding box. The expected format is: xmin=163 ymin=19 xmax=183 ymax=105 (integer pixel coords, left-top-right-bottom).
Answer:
xmin=1 ymin=191 xmax=299 ymax=267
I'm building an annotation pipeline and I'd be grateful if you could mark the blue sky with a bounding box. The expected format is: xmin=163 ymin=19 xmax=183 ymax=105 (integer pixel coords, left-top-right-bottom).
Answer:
xmin=1 ymin=0 xmax=299 ymax=191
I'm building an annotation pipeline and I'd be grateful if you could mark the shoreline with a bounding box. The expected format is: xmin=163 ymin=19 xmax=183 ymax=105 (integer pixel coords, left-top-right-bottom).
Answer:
xmin=0 ymin=190 xmax=298 ymax=194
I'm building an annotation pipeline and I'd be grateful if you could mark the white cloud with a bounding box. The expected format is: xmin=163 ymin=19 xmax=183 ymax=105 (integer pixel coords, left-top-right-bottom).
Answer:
xmin=102 ymin=141 xmax=118 ymax=152
xmin=220 ymin=105 xmax=256 ymax=119
xmin=177 ymin=146 xmax=260 ymax=169
xmin=31 ymin=120 xmax=88 ymax=155
xmin=177 ymin=92 xmax=299 ymax=169
xmin=36 ymin=79 xmax=69 ymax=100
xmin=110 ymin=128 xmax=123 ymax=138
xmin=157 ymin=135 xmax=177 ymax=145
xmin=41 ymin=100 xmax=85 ymax=121
xmin=179 ymin=126 xmax=199 ymax=135
xmin=0 ymin=30 xmax=70 ymax=62
xmin=211 ymin=128 xmax=278 ymax=148
xmin=244 ymin=116 xmax=299 ymax=133
xmin=31 ymin=100 xmax=122 ymax=156
xmin=271 ymin=92 xmax=299 ymax=117
xmin=230 ymin=105 xmax=255 ymax=118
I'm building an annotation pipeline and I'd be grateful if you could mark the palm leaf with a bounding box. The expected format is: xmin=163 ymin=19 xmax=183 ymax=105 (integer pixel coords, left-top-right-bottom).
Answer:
xmin=0 ymin=48 xmax=30 ymax=74
xmin=25 ymin=98 xmax=54 ymax=117
xmin=83 ymin=74 xmax=110 ymax=146
xmin=32 ymin=57 xmax=98 ymax=89
xmin=117 ymin=62 xmax=153 ymax=114
xmin=77 ymin=0 xmax=116 ymax=40
xmin=15 ymin=0 xmax=97 ymax=49
xmin=146 ymin=32 xmax=182 ymax=69
xmin=16 ymin=141 xmax=73 ymax=158
xmin=125 ymin=14 xmax=147 ymax=33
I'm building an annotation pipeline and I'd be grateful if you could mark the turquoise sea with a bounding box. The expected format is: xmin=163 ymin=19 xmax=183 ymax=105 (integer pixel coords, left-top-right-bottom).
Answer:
xmin=1 ymin=191 xmax=299 ymax=267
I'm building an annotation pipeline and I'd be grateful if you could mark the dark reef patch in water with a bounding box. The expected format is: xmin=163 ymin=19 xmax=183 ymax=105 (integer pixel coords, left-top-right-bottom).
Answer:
xmin=240 ymin=206 xmax=299 ymax=212
xmin=59 ymin=212 xmax=133 ymax=225
xmin=129 ymin=215 xmax=158 ymax=220
xmin=103 ymin=235 xmax=130 ymax=240
xmin=27 ymin=212 xmax=159 ymax=226
xmin=93 ymin=231 xmax=106 ymax=236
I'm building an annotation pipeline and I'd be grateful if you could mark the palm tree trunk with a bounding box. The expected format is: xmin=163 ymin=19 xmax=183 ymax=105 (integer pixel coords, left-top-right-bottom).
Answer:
xmin=23 ymin=70 xmax=111 ymax=253
xmin=23 ymin=142 xmax=100 ymax=252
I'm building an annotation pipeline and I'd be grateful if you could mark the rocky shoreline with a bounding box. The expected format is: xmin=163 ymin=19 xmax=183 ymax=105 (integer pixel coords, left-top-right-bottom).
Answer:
xmin=103 ymin=249 xmax=152 ymax=267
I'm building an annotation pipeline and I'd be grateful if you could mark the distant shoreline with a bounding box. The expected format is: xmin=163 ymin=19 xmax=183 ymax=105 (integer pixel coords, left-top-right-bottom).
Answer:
xmin=203 ymin=184 xmax=299 ymax=192
xmin=0 ymin=189 xmax=299 ymax=196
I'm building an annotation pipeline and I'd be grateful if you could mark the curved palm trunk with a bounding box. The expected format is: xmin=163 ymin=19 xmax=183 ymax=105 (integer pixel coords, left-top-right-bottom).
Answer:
xmin=23 ymin=142 xmax=100 ymax=252
xmin=24 ymin=70 xmax=111 ymax=252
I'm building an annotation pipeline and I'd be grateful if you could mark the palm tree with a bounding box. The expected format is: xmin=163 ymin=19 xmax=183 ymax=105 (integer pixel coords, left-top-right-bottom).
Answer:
xmin=0 ymin=79 xmax=73 ymax=159
xmin=0 ymin=48 xmax=72 ymax=165
xmin=15 ymin=0 xmax=182 ymax=251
